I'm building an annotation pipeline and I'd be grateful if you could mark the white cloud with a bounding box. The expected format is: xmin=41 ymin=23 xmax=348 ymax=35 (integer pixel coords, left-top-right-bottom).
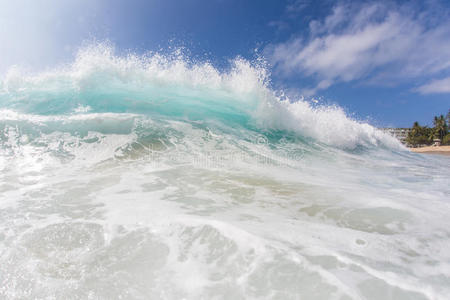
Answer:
xmin=267 ymin=1 xmax=450 ymax=95
xmin=268 ymin=20 xmax=289 ymax=31
xmin=286 ymin=0 xmax=310 ymax=14
xmin=417 ymin=77 xmax=450 ymax=94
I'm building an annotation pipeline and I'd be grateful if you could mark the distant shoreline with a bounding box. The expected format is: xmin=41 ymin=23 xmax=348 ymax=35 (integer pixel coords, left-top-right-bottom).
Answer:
xmin=410 ymin=145 xmax=450 ymax=156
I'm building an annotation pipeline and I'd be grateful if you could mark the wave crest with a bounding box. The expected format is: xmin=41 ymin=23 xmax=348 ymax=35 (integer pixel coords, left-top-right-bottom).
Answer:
xmin=0 ymin=43 xmax=401 ymax=150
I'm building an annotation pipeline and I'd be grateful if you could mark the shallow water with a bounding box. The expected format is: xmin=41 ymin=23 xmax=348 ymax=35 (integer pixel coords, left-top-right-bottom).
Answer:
xmin=1 ymin=45 xmax=449 ymax=299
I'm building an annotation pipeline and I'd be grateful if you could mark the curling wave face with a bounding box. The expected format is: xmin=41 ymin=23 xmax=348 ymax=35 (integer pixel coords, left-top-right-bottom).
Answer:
xmin=0 ymin=44 xmax=449 ymax=299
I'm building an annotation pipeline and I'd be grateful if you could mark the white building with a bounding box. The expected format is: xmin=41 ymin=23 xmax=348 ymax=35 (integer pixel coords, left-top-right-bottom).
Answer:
xmin=380 ymin=128 xmax=411 ymax=144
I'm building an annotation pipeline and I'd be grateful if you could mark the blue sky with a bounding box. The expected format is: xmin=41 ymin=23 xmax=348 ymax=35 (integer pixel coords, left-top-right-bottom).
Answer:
xmin=1 ymin=0 xmax=449 ymax=127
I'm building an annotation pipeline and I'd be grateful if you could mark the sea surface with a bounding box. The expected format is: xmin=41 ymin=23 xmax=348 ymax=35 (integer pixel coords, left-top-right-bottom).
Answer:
xmin=1 ymin=45 xmax=449 ymax=299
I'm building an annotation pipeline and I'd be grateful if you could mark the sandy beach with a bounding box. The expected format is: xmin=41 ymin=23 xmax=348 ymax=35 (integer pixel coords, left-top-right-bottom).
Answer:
xmin=410 ymin=145 xmax=450 ymax=155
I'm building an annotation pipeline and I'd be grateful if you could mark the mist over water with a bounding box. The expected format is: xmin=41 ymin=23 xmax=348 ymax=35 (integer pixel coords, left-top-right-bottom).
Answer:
xmin=1 ymin=44 xmax=449 ymax=299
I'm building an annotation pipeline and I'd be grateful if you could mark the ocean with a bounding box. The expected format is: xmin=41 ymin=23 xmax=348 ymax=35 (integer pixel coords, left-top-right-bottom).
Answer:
xmin=1 ymin=44 xmax=449 ymax=299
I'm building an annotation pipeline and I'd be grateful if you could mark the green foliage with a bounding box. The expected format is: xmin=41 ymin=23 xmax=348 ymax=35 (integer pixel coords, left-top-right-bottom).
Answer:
xmin=433 ymin=115 xmax=448 ymax=140
xmin=443 ymin=134 xmax=450 ymax=145
xmin=406 ymin=122 xmax=433 ymax=146
xmin=407 ymin=112 xmax=449 ymax=146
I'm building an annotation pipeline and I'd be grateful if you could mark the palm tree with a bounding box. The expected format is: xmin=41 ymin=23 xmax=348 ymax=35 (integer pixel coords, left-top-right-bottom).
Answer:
xmin=433 ymin=115 xmax=447 ymax=140
xmin=411 ymin=121 xmax=421 ymax=135
xmin=407 ymin=121 xmax=425 ymax=146
xmin=443 ymin=114 xmax=449 ymax=135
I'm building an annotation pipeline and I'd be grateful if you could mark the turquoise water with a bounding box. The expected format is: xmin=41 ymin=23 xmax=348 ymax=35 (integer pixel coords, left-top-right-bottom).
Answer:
xmin=1 ymin=45 xmax=449 ymax=299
